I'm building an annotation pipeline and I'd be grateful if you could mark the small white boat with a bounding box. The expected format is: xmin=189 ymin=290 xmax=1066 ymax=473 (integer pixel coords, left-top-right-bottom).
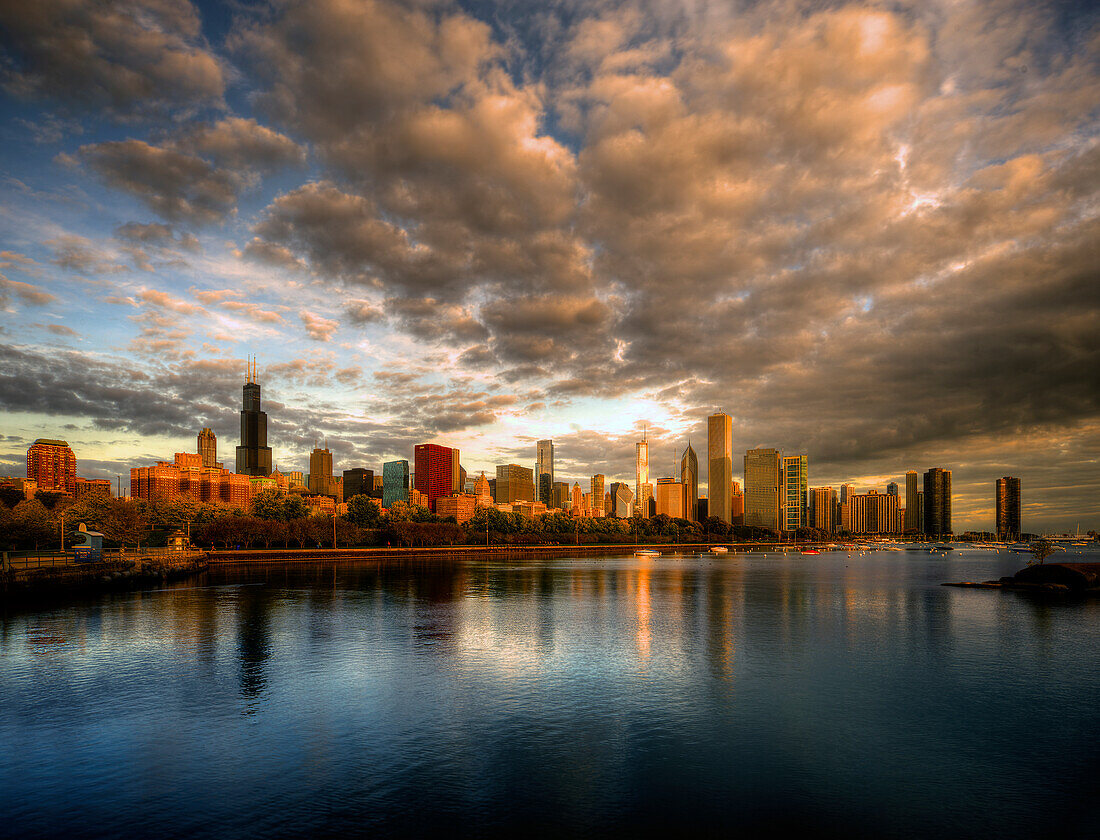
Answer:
xmin=709 ymin=546 xmax=728 ymax=554
xmin=634 ymin=548 xmax=660 ymax=557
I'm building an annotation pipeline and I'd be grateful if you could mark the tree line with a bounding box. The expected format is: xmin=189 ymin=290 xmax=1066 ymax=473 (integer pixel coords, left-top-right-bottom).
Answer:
xmin=0 ymin=488 xmax=782 ymax=552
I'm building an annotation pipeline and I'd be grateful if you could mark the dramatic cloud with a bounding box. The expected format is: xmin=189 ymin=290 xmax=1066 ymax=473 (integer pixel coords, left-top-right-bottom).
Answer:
xmin=0 ymin=0 xmax=1097 ymax=530
xmin=0 ymin=0 xmax=224 ymax=116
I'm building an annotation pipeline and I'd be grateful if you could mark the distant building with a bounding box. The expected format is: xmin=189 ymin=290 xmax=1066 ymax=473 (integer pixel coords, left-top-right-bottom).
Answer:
xmin=73 ymin=477 xmax=111 ymax=500
xmin=781 ymin=454 xmax=808 ymax=531
xmin=552 ymin=481 xmax=570 ymax=510
xmin=744 ymin=448 xmax=780 ymax=531
xmin=309 ymin=445 xmax=335 ymax=497
xmin=198 ymin=427 xmax=218 ymax=468
xmin=655 ymin=478 xmax=686 ymax=519
xmin=536 ymin=439 xmax=554 ymax=495
xmin=904 ymin=471 xmax=919 ymax=532
xmin=131 ymin=451 xmax=249 ymax=508
xmin=708 ymin=413 xmax=733 ymax=523
xmin=287 ymin=470 xmax=305 ymax=489
xmin=681 ymin=442 xmax=699 ymax=522
xmin=996 ymin=476 xmax=1021 ymax=540
xmin=496 ymin=464 xmax=535 ymax=504
xmin=235 ymin=358 xmax=272 ymax=476
xmin=538 ymin=473 xmax=553 ymax=507
xmin=342 ymin=468 xmax=374 ymax=502
xmin=923 ymin=468 xmax=952 ymax=537
xmin=810 ymin=487 xmax=837 ymax=533
xmin=847 ymin=490 xmax=901 ymax=534
xmin=27 ymin=438 xmax=76 ymax=493
xmin=436 ymin=494 xmax=478 ymax=524
xmin=608 ymin=482 xmax=634 ymax=517
xmin=382 ymin=460 xmax=410 ymax=509
xmin=635 ymin=430 xmax=651 ymax=518
xmin=886 ymin=481 xmax=899 ymax=497
xmin=414 ymin=444 xmax=460 ymax=511
xmin=408 ymin=487 xmax=429 ymax=509
xmin=591 ymin=474 xmax=606 ymax=515
xmin=571 ymin=482 xmax=583 ymax=513
xmin=731 ymin=480 xmax=744 ymax=524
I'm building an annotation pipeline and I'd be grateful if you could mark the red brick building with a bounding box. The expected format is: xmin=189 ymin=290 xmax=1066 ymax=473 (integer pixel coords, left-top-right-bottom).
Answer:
xmin=27 ymin=438 xmax=76 ymax=493
xmin=131 ymin=452 xmax=251 ymax=509
xmin=74 ymin=477 xmax=112 ymax=500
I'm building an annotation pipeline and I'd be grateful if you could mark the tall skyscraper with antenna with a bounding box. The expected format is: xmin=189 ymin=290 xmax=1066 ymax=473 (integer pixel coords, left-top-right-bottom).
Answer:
xmin=235 ymin=356 xmax=272 ymax=476
xmin=635 ymin=426 xmax=652 ymax=517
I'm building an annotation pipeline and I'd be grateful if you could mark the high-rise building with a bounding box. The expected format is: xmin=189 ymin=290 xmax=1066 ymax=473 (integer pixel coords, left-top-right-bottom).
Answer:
xmin=235 ymin=358 xmax=272 ymax=476
xmin=846 ymin=490 xmax=901 ymax=534
xmin=904 ymin=471 xmax=919 ymax=532
xmin=27 ymin=438 xmax=76 ymax=493
xmin=996 ymin=476 xmax=1021 ymax=540
xmin=198 ymin=428 xmax=218 ymax=468
xmin=730 ymin=480 xmax=744 ymax=524
xmin=681 ymin=442 xmax=699 ymax=522
xmin=308 ymin=445 xmax=335 ymax=497
xmin=810 ymin=487 xmax=837 ymax=533
xmin=608 ymin=482 xmax=635 ymax=517
xmin=591 ymin=474 xmax=606 ymax=515
xmin=342 ymin=468 xmax=374 ymax=502
xmin=655 ymin=478 xmax=686 ymax=519
xmin=495 ymin=464 xmax=535 ymax=504
xmin=708 ymin=414 xmax=733 ymax=523
xmin=571 ymin=482 xmax=583 ymax=513
xmin=538 ymin=473 xmax=553 ymax=506
xmin=923 ymin=468 xmax=952 ymax=537
xmin=382 ymin=459 xmax=409 ymax=505
xmin=635 ymin=430 xmax=651 ymax=517
xmin=781 ymin=454 xmax=808 ymax=531
xmin=536 ymin=439 xmax=554 ymax=492
xmin=552 ymin=481 xmax=570 ymax=510
xmin=414 ymin=444 xmax=460 ymax=511
xmin=886 ymin=481 xmax=899 ymax=497
xmin=744 ymin=448 xmax=780 ymax=531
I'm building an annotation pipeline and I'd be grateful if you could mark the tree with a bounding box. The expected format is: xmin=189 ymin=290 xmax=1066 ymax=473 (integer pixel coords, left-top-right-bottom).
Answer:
xmin=34 ymin=490 xmax=68 ymax=510
xmin=8 ymin=499 xmax=54 ymax=550
xmin=0 ymin=485 xmax=25 ymax=509
xmin=101 ymin=499 xmax=150 ymax=548
xmin=1029 ymin=539 xmax=1055 ymax=565
xmin=284 ymin=494 xmax=309 ymax=520
xmin=251 ymin=489 xmax=286 ymax=521
xmin=345 ymin=494 xmax=381 ymax=528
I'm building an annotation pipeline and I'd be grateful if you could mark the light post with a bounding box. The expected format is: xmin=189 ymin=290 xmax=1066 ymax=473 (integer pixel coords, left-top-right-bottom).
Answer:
xmin=332 ymin=511 xmax=337 ymax=549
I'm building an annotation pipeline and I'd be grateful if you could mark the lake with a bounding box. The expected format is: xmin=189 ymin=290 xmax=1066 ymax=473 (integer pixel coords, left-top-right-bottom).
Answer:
xmin=2 ymin=548 xmax=1098 ymax=838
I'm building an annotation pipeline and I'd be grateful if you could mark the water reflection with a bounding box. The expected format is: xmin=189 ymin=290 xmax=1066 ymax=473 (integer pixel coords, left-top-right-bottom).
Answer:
xmin=2 ymin=551 xmax=1099 ymax=840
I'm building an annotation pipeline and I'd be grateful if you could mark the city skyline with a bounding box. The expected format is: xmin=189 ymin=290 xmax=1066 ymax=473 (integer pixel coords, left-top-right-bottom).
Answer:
xmin=0 ymin=1 xmax=1096 ymax=533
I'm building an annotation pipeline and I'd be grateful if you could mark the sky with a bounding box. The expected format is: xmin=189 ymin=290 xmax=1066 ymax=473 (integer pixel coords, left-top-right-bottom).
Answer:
xmin=0 ymin=0 xmax=1097 ymax=533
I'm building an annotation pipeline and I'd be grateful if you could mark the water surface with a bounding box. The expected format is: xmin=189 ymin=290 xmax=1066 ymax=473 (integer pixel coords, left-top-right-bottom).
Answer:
xmin=2 ymin=548 xmax=1098 ymax=838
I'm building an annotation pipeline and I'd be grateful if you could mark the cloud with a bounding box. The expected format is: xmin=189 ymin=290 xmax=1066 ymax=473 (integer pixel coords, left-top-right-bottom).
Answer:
xmin=344 ymin=299 xmax=384 ymax=325
xmin=116 ymin=222 xmax=200 ymax=253
xmin=79 ymin=140 xmax=240 ymax=224
xmin=50 ymin=234 xmax=130 ymax=274
xmin=0 ymin=275 xmax=56 ymax=306
xmin=301 ymin=311 xmax=339 ymax=342
xmin=78 ymin=119 xmax=305 ymax=224
xmin=0 ymin=0 xmax=224 ymax=116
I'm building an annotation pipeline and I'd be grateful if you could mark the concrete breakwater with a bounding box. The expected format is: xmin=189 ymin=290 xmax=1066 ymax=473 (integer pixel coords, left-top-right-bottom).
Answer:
xmin=1 ymin=552 xmax=209 ymax=596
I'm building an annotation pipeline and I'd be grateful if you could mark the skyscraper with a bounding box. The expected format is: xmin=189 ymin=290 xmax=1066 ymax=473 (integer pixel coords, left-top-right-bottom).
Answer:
xmin=744 ymin=448 xmax=780 ymax=531
xmin=382 ymin=460 xmax=410 ymax=508
xmin=655 ymin=478 xmax=686 ymax=518
xmin=342 ymin=468 xmax=374 ymax=501
xmin=591 ymin=474 xmax=606 ymax=515
xmin=235 ymin=358 xmax=272 ymax=476
xmin=708 ymin=413 xmax=732 ymax=523
xmin=308 ymin=444 xmax=334 ymax=497
xmin=887 ymin=482 xmax=899 ymax=497
xmin=414 ymin=444 xmax=460 ymax=511
xmin=198 ymin=428 xmax=217 ymax=468
xmin=536 ymin=439 xmax=554 ymax=492
xmin=781 ymin=454 xmax=808 ymax=531
xmin=923 ymin=468 xmax=952 ymax=537
xmin=608 ymin=482 xmax=634 ymax=517
xmin=904 ymin=471 xmax=919 ymax=532
xmin=680 ymin=442 xmax=699 ymax=522
xmin=996 ymin=476 xmax=1021 ymax=540
xmin=635 ymin=429 xmax=652 ymax=517
xmin=26 ymin=438 xmax=76 ymax=493
xmin=495 ymin=464 xmax=535 ymax=504
xmin=810 ymin=487 xmax=837 ymax=533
